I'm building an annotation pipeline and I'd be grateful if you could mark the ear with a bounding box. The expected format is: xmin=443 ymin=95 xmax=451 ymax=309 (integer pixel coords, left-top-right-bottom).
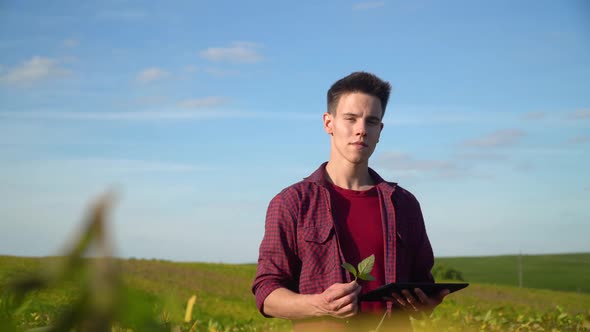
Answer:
xmin=377 ymin=122 xmax=384 ymax=142
xmin=323 ymin=112 xmax=334 ymax=135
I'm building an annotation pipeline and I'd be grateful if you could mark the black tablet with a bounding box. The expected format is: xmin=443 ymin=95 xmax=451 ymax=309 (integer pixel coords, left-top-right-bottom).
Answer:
xmin=359 ymin=282 xmax=469 ymax=302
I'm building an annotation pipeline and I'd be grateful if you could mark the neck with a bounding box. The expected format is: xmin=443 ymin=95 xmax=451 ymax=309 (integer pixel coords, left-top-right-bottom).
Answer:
xmin=325 ymin=160 xmax=374 ymax=191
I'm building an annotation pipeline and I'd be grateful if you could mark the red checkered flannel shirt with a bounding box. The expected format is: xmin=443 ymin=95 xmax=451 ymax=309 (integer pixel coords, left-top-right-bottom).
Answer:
xmin=252 ymin=162 xmax=435 ymax=316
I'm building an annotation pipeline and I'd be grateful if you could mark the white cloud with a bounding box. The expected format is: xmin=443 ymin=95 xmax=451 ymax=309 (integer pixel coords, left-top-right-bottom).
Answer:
xmin=455 ymin=151 xmax=509 ymax=162
xmin=523 ymin=111 xmax=545 ymax=120
xmin=0 ymin=109 xmax=317 ymax=122
xmin=0 ymin=121 xmax=116 ymax=147
xmin=199 ymin=42 xmax=263 ymax=63
xmin=177 ymin=97 xmax=229 ymax=109
xmin=95 ymin=10 xmax=147 ymax=20
xmin=0 ymin=159 xmax=214 ymax=190
xmin=0 ymin=56 xmax=71 ymax=86
xmin=0 ymin=110 xmax=232 ymax=121
xmin=63 ymin=39 xmax=79 ymax=48
xmin=569 ymin=109 xmax=590 ymax=119
xmin=384 ymin=113 xmax=474 ymax=126
xmin=513 ymin=161 xmax=534 ymax=172
xmin=462 ymin=129 xmax=526 ymax=148
xmin=374 ymin=151 xmax=463 ymax=178
xmin=62 ymin=56 xmax=79 ymax=63
xmin=136 ymin=67 xmax=170 ymax=84
xmin=381 ymin=107 xmax=506 ymax=126
xmin=508 ymin=147 xmax=584 ymax=155
xmin=134 ymin=96 xmax=168 ymax=106
xmin=204 ymin=67 xmax=239 ymax=77
xmin=40 ymin=158 xmax=209 ymax=173
xmin=566 ymin=135 xmax=590 ymax=145
xmin=353 ymin=1 xmax=386 ymax=10
xmin=184 ymin=65 xmax=198 ymax=73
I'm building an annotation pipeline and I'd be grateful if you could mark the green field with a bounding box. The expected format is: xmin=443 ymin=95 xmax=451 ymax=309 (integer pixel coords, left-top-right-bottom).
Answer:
xmin=435 ymin=253 xmax=590 ymax=293
xmin=0 ymin=256 xmax=285 ymax=331
xmin=1 ymin=254 xmax=589 ymax=331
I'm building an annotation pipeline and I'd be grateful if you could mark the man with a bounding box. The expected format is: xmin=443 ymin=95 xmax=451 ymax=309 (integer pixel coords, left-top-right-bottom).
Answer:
xmin=252 ymin=72 xmax=448 ymax=331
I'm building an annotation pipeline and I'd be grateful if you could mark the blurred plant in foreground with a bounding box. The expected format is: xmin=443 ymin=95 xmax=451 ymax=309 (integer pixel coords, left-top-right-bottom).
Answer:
xmin=0 ymin=194 xmax=164 ymax=332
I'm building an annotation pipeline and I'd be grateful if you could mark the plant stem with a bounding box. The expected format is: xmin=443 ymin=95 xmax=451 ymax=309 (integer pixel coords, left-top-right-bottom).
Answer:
xmin=374 ymin=311 xmax=388 ymax=332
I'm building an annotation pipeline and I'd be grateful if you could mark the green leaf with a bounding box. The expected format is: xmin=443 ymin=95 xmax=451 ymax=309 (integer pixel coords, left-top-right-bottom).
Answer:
xmin=483 ymin=309 xmax=492 ymax=322
xmin=341 ymin=263 xmax=357 ymax=278
xmin=357 ymin=254 xmax=375 ymax=276
xmin=358 ymin=273 xmax=375 ymax=281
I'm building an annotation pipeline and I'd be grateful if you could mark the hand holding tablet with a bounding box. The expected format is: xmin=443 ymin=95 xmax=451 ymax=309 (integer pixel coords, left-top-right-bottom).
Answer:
xmin=359 ymin=282 xmax=469 ymax=302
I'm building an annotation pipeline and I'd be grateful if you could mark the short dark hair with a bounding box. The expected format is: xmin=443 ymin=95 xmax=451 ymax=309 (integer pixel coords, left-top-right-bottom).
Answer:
xmin=327 ymin=71 xmax=391 ymax=118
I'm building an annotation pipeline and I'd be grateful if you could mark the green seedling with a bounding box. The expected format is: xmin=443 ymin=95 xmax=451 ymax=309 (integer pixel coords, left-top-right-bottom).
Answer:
xmin=342 ymin=254 xmax=389 ymax=332
xmin=341 ymin=254 xmax=376 ymax=282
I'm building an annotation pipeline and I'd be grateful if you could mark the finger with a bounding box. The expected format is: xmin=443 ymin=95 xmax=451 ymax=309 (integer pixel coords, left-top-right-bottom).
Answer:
xmin=390 ymin=293 xmax=408 ymax=308
xmin=331 ymin=290 xmax=359 ymax=314
xmin=414 ymin=288 xmax=430 ymax=304
xmin=402 ymin=290 xmax=419 ymax=311
xmin=345 ymin=280 xmax=360 ymax=290
xmin=337 ymin=302 xmax=358 ymax=318
xmin=324 ymin=282 xmax=358 ymax=301
xmin=340 ymin=281 xmax=360 ymax=295
xmin=347 ymin=302 xmax=359 ymax=317
xmin=329 ymin=300 xmax=354 ymax=318
xmin=402 ymin=289 xmax=417 ymax=303
xmin=353 ymin=284 xmax=362 ymax=296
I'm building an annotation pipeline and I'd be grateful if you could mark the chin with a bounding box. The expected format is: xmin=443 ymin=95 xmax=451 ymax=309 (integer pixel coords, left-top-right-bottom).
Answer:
xmin=348 ymin=152 xmax=372 ymax=164
xmin=347 ymin=157 xmax=368 ymax=165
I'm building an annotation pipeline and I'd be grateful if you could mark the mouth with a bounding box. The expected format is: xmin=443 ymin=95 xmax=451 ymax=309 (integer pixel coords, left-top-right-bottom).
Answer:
xmin=350 ymin=142 xmax=368 ymax=147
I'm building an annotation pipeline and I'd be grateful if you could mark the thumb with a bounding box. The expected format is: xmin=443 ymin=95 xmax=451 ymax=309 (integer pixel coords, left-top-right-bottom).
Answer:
xmin=438 ymin=289 xmax=450 ymax=301
xmin=346 ymin=280 xmax=360 ymax=291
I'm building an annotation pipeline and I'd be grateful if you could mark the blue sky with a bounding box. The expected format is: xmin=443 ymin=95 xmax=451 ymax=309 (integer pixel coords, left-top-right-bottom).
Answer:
xmin=0 ymin=1 xmax=589 ymax=263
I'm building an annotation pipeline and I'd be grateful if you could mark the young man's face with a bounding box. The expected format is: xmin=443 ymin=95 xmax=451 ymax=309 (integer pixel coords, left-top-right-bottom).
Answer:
xmin=323 ymin=92 xmax=384 ymax=166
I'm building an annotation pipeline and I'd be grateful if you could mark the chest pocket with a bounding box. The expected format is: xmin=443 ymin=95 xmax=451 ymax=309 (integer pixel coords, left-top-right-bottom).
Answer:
xmin=301 ymin=223 xmax=336 ymax=276
xmin=303 ymin=223 xmax=333 ymax=243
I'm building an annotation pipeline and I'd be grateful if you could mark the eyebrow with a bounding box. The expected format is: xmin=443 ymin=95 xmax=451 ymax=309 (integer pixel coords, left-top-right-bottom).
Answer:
xmin=341 ymin=112 xmax=359 ymax=117
xmin=342 ymin=112 xmax=381 ymax=121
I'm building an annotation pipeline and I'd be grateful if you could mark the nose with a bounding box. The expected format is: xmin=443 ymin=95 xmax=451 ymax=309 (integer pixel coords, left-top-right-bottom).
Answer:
xmin=355 ymin=121 xmax=367 ymax=136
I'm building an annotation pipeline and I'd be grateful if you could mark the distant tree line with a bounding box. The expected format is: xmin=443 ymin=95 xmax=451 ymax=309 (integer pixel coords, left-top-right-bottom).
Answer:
xmin=432 ymin=264 xmax=465 ymax=281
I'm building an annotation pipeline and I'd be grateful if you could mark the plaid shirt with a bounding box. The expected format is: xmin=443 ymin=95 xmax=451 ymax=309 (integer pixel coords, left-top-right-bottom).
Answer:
xmin=252 ymin=162 xmax=434 ymax=317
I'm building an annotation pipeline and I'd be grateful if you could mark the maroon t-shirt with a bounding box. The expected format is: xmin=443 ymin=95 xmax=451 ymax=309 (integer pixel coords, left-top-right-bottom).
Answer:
xmin=252 ymin=163 xmax=435 ymax=331
xmin=327 ymin=182 xmax=386 ymax=313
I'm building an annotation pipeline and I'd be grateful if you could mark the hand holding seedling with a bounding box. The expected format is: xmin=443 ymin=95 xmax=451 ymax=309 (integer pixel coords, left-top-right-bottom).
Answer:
xmin=307 ymin=255 xmax=379 ymax=319
xmin=312 ymin=280 xmax=362 ymax=318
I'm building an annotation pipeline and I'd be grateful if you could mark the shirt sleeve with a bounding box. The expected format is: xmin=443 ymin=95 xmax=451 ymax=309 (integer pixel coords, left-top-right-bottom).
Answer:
xmin=251 ymin=190 xmax=301 ymax=316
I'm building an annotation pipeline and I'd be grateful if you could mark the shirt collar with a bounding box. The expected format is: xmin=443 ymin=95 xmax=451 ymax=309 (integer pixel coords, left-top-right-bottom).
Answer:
xmin=303 ymin=162 xmax=397 ymax=191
